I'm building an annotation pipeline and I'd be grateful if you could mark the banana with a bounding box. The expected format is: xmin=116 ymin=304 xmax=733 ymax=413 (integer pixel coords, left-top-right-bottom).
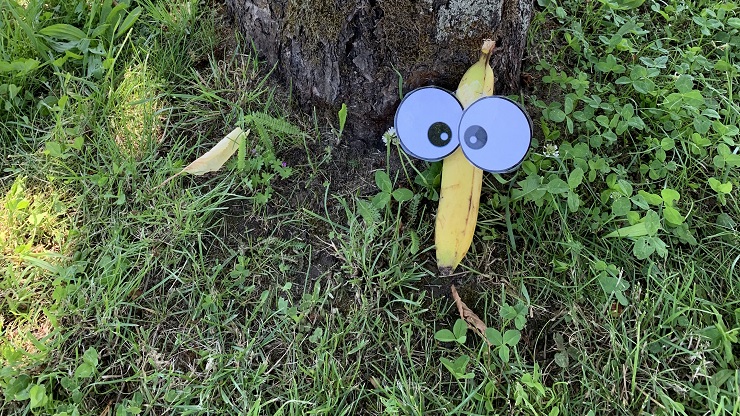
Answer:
xmin=435 ymin=40 xmax=495 ymax=276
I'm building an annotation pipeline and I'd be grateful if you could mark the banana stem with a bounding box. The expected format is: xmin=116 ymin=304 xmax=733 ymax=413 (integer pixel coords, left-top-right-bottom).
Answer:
xmin=481 ymin=39 xmax=496 ymax=56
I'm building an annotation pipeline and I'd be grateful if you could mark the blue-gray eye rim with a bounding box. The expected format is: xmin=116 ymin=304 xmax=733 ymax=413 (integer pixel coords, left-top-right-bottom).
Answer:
xmin=457 ymin=95 xmax=533 ymax=173
xmin=393 ymin=86 xmax=463 ymax=161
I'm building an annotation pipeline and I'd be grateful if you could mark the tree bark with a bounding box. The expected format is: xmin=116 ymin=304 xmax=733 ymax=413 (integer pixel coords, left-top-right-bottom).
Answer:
xmin=225 ymin=0 xmax=533 ymax=145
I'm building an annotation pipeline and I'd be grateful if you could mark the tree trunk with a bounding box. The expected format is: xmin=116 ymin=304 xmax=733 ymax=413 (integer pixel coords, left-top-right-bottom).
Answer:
xmin=225 ymin=0 xmax=533 ymax=145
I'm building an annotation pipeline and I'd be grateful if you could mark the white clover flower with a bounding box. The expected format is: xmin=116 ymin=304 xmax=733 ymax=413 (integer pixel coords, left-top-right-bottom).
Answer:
xmin=543 ymin=143 xmax=560 ymax=158
xmin=382 ymin=127 xmax=398 ymax=145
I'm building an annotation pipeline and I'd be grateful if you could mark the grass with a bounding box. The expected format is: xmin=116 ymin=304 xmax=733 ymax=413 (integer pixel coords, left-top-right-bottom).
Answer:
xmin=1 ymin=0 xmax=739 ymax=415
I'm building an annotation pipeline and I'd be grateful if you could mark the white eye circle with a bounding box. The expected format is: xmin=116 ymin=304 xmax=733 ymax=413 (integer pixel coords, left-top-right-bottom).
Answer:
xmin=458 ymin=96 xmax=532 ymax=173
xmin=394 ymin=87 xmax=463 ymax=161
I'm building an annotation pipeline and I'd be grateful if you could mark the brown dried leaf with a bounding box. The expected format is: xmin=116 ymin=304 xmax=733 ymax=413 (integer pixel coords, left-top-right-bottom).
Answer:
xmin=451 ymin=284 xmax=490 ymax=345
xmin=99 ymin=400 xmax=112 ymax=416
xmin=155 ymin=127 xmax=248 ymax=189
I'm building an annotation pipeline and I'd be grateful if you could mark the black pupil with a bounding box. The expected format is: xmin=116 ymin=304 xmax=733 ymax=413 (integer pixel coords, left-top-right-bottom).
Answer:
xmin=464 ymin=125 xmax=487 ymax=150
xmin=428 ymin=122 xmax=452 ymax=147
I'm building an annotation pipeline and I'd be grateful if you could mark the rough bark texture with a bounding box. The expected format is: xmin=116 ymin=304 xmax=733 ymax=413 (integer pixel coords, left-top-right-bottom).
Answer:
xmin=225 ymin=0 xmax=533 ymax=145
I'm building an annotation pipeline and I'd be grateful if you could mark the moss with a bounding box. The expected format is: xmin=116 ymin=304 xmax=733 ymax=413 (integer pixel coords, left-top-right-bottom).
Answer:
xmin=284 ymin=0 xmax=354 ymax=43
xmin=435 ymin=0 xmax=503 ymax=41
xmin=378 ymin=0 xmax=437 ymax=69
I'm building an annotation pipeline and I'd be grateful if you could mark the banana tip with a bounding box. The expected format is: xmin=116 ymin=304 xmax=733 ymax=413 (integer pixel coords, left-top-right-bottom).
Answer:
xmin=438 ymin=265 xmax=455 ymax=278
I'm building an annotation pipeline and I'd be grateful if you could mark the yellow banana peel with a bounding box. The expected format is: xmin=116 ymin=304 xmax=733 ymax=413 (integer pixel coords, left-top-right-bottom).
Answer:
xmin=435 ymin=40 xmax=495 ymax=276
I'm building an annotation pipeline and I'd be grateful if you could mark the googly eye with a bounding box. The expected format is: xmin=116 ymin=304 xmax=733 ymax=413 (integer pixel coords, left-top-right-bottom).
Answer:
xmin=394 ymin=87 xmax=463 ymax=161
xmin=458 ymin=96 xmax=532 ymax=173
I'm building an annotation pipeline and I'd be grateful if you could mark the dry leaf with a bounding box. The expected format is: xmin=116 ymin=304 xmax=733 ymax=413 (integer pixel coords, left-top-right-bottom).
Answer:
xmin=451 ymin=284 xmax=490 ymax=345
xmin=155 ymin=127 xmax=248 ymax=189
xmin=99 ymin=400 xmax=112 ymax=416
